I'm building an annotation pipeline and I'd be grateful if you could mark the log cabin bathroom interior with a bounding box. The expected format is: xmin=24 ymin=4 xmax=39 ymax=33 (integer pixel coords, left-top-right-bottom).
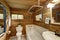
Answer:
xmin=0 ymin=0 xmax=60 ymax=40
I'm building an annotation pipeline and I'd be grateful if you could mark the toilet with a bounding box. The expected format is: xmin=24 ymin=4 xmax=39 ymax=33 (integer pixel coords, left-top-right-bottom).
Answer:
xmin=16 ymin=25 xmax=23 ymax=40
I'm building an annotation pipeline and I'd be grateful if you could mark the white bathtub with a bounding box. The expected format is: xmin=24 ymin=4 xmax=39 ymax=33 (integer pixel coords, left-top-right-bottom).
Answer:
xmin=26 ymin=25 xmax=48 ymax=40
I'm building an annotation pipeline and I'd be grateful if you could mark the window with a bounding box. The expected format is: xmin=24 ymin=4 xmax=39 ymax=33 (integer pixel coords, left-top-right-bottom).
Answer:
xmin=0 ymin=14 xmax=3 ymax=19
xmin=12 ymin=14 xmax=24 ymax=20
xmin=36 ymin=13 xmax=43 ymax=21
xmin=18 ymin=15 xmax=24 ymax=19
xmin=12 ymin=14 xmax=17 ymax=20
xmin=36 ymin=15 xmax=40 ymax=21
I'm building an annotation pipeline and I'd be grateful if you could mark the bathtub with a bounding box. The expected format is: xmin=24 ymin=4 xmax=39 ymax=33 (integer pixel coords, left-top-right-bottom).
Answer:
xmin=26 ymin=25 xmax=48 ymax=40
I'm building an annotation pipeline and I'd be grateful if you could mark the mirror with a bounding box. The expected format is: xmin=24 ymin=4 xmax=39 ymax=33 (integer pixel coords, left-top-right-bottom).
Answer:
xmin=51 ymin=3 xmax=60 ymax=25
xmin=0 ymin=4 xmax=6 ymax=34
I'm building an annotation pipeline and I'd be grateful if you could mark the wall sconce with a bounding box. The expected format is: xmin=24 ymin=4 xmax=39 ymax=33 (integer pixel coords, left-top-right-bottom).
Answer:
xmin=47 ymin=3 xmax=55 ymax=8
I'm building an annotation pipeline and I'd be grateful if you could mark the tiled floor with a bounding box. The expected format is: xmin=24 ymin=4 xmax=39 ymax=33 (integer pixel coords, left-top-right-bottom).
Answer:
xmin=9 ymin=35 xmax=26 ymax=40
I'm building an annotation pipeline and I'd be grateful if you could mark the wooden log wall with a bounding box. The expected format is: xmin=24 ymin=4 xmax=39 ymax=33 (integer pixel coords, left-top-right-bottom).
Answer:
xmin=10 ymin=9 xmax=34 ymax=36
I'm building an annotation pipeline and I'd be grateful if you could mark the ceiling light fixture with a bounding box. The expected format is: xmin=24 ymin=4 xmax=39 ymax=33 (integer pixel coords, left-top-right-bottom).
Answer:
xmin=28 ymin=0 xmax=43 ymax=13
xmin=47 ymin=3 xmax=55 ymax=8
xmin=52 ymin=0 xmax=59 ymax=2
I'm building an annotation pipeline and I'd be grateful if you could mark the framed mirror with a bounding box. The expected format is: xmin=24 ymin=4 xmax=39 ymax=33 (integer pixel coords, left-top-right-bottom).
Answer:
xmin=51 ymin=3 xmax=60 ymax=25
xmin=0 ymin=4 xmax=6 ymax=35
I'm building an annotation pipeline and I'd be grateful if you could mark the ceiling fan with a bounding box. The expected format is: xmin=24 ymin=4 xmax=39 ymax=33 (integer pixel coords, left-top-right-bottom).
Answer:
xmin=28 ymin=0 xmax=43 ymax=13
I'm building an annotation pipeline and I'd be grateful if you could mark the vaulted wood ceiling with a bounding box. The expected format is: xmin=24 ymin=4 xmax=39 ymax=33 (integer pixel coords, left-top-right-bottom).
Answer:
xmin=5 ymin=0 xmax=47 ymax=10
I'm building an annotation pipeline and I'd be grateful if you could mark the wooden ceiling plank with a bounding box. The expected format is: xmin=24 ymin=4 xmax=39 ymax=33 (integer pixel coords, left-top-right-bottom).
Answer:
xmin=5 ymin=0 xmax=47 ymax=10
xmin=0 ymin=0 xmax=10 ymax=8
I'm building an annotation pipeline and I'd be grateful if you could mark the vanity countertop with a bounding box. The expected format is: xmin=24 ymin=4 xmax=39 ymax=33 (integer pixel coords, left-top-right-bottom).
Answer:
xmin=51 ymin=23 xmax=60 ymax=25
xmin=42 ymin=31 xmax=60 ymax=40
